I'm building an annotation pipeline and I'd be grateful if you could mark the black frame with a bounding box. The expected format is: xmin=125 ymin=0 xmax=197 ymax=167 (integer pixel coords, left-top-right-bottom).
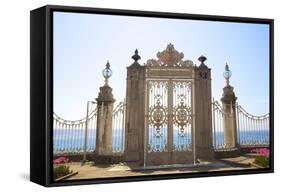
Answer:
xmin=30 ymin=4 xmax=274 ymax=187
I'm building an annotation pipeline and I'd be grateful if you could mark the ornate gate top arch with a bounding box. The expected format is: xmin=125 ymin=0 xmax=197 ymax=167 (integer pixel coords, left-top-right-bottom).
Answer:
xmin=145 ymin=43 xmax=194 ymax=67
xmin=144 ymin=44 xmax=196 ymax=79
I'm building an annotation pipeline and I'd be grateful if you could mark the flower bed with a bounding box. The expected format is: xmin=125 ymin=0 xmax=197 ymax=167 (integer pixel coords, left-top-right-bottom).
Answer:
xmin=53 ymin=156 xmax=74 ymax=180
xmin=53 ymin=156 xmax=70 ymax=164
xmin=251 ymin=148 xmax=270 ymax=168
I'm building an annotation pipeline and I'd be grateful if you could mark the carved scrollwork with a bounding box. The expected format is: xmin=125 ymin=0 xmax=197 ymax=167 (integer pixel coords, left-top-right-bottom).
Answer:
xmin=157 ymin=43 xmax=184 ymax=66
xmin=179 ymin=60 xmax=194 ymax=67
xmin=146 ymin=59 xmax=161 ymax=67
xmin=145 ymin=43 xmax=194 ymax=67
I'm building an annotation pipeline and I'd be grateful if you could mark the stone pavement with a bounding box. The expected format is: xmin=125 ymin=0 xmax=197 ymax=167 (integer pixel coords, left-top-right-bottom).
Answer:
xmin=65 ymin=155 xmax=259 ymax=180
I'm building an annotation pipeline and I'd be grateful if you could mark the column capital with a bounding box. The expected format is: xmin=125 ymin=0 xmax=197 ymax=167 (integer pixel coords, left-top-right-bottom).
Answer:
xmin=96 ymin=85 xmax=116 ymax=104
xmin=221 ymin=85 xmax=237 ymax=104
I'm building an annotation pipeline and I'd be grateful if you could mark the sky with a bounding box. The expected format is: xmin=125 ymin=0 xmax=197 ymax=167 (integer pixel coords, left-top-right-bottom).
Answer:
xmin=53 ymin=11 xmax=270 ymax=120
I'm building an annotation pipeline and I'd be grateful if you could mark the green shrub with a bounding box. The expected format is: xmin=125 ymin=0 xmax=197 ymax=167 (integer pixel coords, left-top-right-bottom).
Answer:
xmin=254 ymin=155 xmax=269 ymax=167
xmin=53 ymin=164 xmax=71 ymax=180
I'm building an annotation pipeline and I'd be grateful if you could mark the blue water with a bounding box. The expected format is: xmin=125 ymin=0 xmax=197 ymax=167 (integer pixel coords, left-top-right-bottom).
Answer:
xmin=214 ymin=130 xmax=269 ymax=146
xmin=53 ymin=129 xmax=269 ymax=153
xmin=53 ymin=128 xmax=126 ymax=152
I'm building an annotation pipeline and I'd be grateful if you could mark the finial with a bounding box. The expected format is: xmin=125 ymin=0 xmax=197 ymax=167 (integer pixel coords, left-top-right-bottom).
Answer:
xmin=225 ymin=62 xmax=230 ymax=71
xmin=106 ymin=60 xmax=110 ymax=69
xmin=198 ymin=55 xmax=208 ymax=68
xmin=132 ymin=49 xmax=141 ymax=63
xmin=167 ymin=43 xmax=175 ymax=50
xmin=198 ymin=55 xmax=207 ymax=64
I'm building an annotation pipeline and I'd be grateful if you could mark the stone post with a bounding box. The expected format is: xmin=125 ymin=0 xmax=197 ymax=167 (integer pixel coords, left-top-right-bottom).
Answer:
xmin=194 ymin=55 xmax=214 ymax=161
xmin=94 ymin=62 xmax=116 ymax=157
xmin=221 ymin=63 xmax=238 ymax=148
xmin=124 ymin=50 xmax=145 ymax=164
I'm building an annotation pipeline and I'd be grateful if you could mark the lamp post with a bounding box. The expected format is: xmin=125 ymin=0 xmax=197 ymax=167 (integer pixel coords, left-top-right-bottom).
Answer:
xmin=221 ymin=63 xmax=238 ymax=149
xmin=223 ymin=63 xmax=232 ymax=86
xmin=94 ymin=61 xmax=115 ymax=160
xmin=82 ymin=100 xmax=96 ymax=165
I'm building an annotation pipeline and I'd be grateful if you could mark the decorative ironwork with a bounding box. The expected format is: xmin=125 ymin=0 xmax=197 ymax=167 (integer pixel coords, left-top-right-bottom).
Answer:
xmin=149 ymin=96 xmax=168 ymax=136
xmin=112 ymin=100 xmax=126 ymax=152
xmin=236 ymin=105 xmax=269 ymax=146
xmin=212 ymin=100 xmax=269 ymax=151
xmin=172 ymin=81 xmax=192 ymax=151
xmin=147 ymin=81 xmax=168 ymax=152
xmin=146 ymin=79 xmax=193 ymax=153
xmin=212 ymin=100 xmax=227 ymax=150
xmin=145 ymin=43 xmax=194 ymax=67
xmin=53 ymin=101 xmax=126 ymax=154
xmin=173 ymin=99 xmax=192 ymax=135
xmin=53 ymin=108 xmax=97 ymax=154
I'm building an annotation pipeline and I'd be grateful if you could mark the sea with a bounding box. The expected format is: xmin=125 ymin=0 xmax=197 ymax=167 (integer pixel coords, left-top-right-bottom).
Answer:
xmin=53 ymin=129 xmax=269 ymax=152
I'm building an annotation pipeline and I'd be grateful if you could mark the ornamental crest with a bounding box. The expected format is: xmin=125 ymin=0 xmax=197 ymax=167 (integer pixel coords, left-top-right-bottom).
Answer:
xmin=145 ymin=43 xmax=194 ymax=67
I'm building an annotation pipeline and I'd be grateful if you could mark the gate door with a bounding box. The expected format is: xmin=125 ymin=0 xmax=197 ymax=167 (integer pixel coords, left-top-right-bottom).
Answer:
xmin=145 ymin=79 xmax=194 ymax=165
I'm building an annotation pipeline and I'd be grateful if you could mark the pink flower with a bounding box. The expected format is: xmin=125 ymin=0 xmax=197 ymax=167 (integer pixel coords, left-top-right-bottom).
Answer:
xmin=251 ymin=148 xmax=270 ymax=157
xmin=53 ymin=156 xmax=69 ymax=164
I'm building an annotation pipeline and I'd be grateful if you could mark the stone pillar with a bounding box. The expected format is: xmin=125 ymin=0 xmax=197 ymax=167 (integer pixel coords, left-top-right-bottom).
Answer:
xmin=124 ymin=50 xmax=145 ymax=164
xmin=94 ymin=62 xmax=116 ymax=157
xmin=194 ymin=56 xmax=214 ymax=160
xmin=221 ymin=63 xmax=238 ymax=148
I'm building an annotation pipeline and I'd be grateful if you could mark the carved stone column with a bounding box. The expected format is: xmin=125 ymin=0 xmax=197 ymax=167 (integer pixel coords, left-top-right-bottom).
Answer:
xmin=194 ymin=56 xmax=214 ymax=160
xmin=221 ymin=63 xmax=238 ymax=149
xmin=124 ymin=50 xmax=145 ymax=164
xmin=94 ymin=62 xmax=116 ymax=156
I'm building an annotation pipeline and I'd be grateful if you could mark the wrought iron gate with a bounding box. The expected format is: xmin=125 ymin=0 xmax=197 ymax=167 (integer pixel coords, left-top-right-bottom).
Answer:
xmin=145 ymin=79 xmax=194 ymax=165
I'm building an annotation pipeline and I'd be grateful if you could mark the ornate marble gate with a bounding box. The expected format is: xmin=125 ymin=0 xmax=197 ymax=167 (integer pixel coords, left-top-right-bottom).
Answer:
xmin=125 ymin=44 xmax=214 ymax=165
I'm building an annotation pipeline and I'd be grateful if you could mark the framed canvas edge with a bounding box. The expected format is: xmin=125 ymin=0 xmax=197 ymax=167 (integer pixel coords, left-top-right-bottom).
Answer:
xmin=30 ymin=6 xmax=48 ymax=186
xmin=30 ymin=4 xmax=274 ymax=187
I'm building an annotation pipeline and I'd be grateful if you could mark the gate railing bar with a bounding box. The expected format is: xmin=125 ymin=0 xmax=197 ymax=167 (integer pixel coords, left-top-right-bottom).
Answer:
xmin=212 ymin=101 xmax=270 ymax=151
